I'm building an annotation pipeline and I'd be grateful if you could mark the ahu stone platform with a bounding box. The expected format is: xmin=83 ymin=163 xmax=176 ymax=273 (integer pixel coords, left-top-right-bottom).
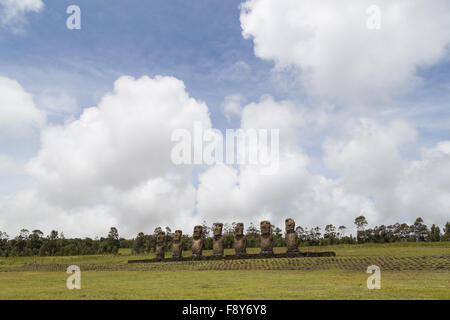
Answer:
xmin=128 ymin=251 xmax=336 ymax=264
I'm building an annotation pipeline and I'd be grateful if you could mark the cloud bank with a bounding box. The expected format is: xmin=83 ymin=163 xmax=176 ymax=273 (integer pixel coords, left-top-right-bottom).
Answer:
xmin=240 ymin=0 xmax=450 ymax=104
xmin=0 ymin=0 xmax=43 ymax=29
xmin=1 ymin=76 xmax=449 ymax=237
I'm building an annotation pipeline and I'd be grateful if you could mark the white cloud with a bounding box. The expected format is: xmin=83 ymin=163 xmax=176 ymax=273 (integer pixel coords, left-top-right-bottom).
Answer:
xmin=36 ymin=92 xmax=78 ymax=115
xmin=197 ymin=97 xmax=375 ymax=230
xmin=0 ymin=75 xmax=210 ymax=236
xmin=0 ymin=154 xmax=21 ymax=175
xmin=0 ymin=188 xmax=118 ymax=238
xmin=324 ymin=118 xmax=418 ymax=195
xmin=240 ymin=0 xmax=450 ymax=104
xmin=0 ymin=76 xmax=46 ymax=137
xmin=198 ymin=99 xmax=450 ymax=230
xmin=324 ymin=118 xmax=450 ymax=225
xmin=222 ymin=94 xmax=243 ymax=120
xmin=1 ymin=75 xmax=448 ymax=237
xmin=0 ymin=0 xmax=43 ymax=28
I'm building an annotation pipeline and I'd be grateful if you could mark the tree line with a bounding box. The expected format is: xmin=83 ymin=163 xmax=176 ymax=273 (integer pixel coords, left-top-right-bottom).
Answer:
xmin=0 ymin=217 xmax=448 ymax=257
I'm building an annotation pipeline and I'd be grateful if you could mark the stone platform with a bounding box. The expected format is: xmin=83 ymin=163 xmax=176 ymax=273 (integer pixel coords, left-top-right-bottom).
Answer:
xmin=128 ymin=251 xmax=336 ymax=264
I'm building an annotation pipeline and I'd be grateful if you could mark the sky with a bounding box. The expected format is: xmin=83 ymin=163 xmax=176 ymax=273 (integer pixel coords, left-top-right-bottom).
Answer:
xmin=0 ymin=0 xmax=449 ymax=238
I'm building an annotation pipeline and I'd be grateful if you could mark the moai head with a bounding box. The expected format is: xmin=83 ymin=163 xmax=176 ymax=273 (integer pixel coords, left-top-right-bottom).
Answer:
xmin=234 ymin=222 xmax=247 ymax=255
xmin=174 ymin=230 xmax=182 ymax=242
xmin=156 ymin=231 xmax=165 ymax=244
xmin=285 ymin=218 xmax=295 ymax=233
xmin=213 ymin=223 xmax=224 ymax=256
xmin=172 ymin=230 xmax=183 ymax=259
xmin=155 ymin=231 xmax=166 ymax=260
xmin=285 ymin=218 xmax=299 ymax=253
xmin=260 ymin=220 xmax=271 ymax=236
xmin=235 ymin=223 xmax=244 ymax=236
xmin=213 ymin=223 xmax=223 ymax=237
xmin=193 ymin=225 xmax=203 ymax=239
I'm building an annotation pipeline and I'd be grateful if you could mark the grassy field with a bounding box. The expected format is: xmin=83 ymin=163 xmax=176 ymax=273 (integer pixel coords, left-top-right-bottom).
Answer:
xmin=0 ymin=242 xmax=449 ymax=300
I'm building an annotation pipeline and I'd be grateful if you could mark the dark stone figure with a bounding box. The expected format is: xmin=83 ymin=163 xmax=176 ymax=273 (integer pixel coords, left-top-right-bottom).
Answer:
xmin=191 ymin=225 xmax=203 ymax=259
xmin=285 ymin=218 xmax=299 ymax=253
xmin=234 ymin=222 xmax=247 ymax=256
xmin=213 ymin=223 xmax=224 ymax=257
xmin=172 ymin=230 xmax=183 ymax=259
xmin=155 ymin=231 xmax=166 ymax=260
xmin=260 ymin=220 xmax=273 ymax=255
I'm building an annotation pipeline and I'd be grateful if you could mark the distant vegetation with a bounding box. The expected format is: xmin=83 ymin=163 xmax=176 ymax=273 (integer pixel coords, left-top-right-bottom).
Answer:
xmin=0 ymin=217 xmax=449 ymax=257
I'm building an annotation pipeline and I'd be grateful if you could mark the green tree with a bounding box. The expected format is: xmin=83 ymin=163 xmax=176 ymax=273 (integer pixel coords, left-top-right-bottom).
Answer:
xmin=272 ymin=226 xmax=285 ymax=247
xmin=324 ymin=224 xmax=337 ymax=244
xmin=354 ymin=216 xmax=368 ymax=243
xmin=246 ymin=222 xmax=260 ymax=248
xmin=413 ymin=217 xmax=428 ymax=241
xmin=295 ymin=226 xmax=307 ymax=243
xmin=107 ymin=227 xmax=120 ymax=254
xmin=222 ymin=223 xmax=234 ymax=249
xmin=338 ymin=226 xmax=346 ymax=240
xmin=442 ymin=222 xmax=450 ymax=241
xmin=29 ymin=230 xmax=44 ymax=253
xmin=133 ymin=232 xmax=146 ymax=254
xmin=201 ymin=221 xmax=210 ymax=238
xmin=429 ymin=224 xmax=441 ymax=242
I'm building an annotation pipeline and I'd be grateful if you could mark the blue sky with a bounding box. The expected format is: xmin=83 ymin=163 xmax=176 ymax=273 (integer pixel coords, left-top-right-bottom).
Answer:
xmin=2 ymin=0 xmax=449 ymax=140
xmin=1 ymin=0 xmax=449 ymax=237
xmin=1 ymin=0 xmax=287 ymax=128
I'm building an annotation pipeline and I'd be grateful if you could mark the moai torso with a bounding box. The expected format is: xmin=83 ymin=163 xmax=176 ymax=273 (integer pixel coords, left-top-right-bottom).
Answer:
xmin=260 ymin=220 xmax=273 ymax=255
xmin=172 ymin=230 xmax=183 ymax=259
xmin=234 ymin=223 xmax=247 ymax=256
xmin=155 ymin=231 xmax=166 ymax=260
xmin=191 ymin=225 xmax=203 ymax=259
xmin=213 ymin=223 xmax=224 ymax=257
xmin=285 ymin=218 xmax=299 ymax=253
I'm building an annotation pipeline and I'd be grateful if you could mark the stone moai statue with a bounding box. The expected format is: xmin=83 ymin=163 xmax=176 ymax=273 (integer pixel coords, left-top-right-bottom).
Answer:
xmin=191 ymin=225 xmax=203 ymax=259
xmin=155 ymin=231 xmax=166 ymax=260
xmin=260 ymin=220 xmax=274 ymax=255
xmin=172 ymin=230 xmax=183 ymax=259
xmin=234 ymin=222 xmax=247 ymax=256
xmin=213 ymin=223 xmax=224 ymax=257
xmin=285 ymin=218 xmax=299 ymax=253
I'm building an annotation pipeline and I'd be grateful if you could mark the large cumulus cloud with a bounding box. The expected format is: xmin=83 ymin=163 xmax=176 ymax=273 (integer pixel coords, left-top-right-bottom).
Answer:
xmin=197 ymin=97 xmax=376 ymax=230
xmin=2 ymin=75 xmax=210 ymax=236
xmin=240 ymin=0 xmax=450 ymax=104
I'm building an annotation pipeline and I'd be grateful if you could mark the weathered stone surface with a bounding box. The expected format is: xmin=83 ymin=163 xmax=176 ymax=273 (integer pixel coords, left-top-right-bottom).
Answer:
xmin=172 ymin=230 xmax=183 ymax=259
xmin=234 ymin=222 xmax=247 ymax=256
xmin=129 ymin=250 xmax=336 ymax=264
xmin=191 ymin=225 xmax=203 ymax=259
xmin=260 ymin=220 xmax=274 ymax=255
xmin=155 ymin=231 xmax=166 ymax=260
xmin=213 ymin=223 xmax=224 ymax=257
xmin=285 ymin=218 xmax=299 ymax=253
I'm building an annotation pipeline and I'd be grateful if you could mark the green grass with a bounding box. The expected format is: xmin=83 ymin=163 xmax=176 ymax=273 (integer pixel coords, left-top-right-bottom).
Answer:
xmin=0 ymin=242 xmax=448 ymax=300
xmin=0 ymin=270 xmax=448 ymax=300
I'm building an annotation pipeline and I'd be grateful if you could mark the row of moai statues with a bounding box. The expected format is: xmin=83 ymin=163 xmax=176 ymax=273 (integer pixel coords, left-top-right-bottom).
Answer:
xmin=154 ymin=218 xmax=299 ymax=260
